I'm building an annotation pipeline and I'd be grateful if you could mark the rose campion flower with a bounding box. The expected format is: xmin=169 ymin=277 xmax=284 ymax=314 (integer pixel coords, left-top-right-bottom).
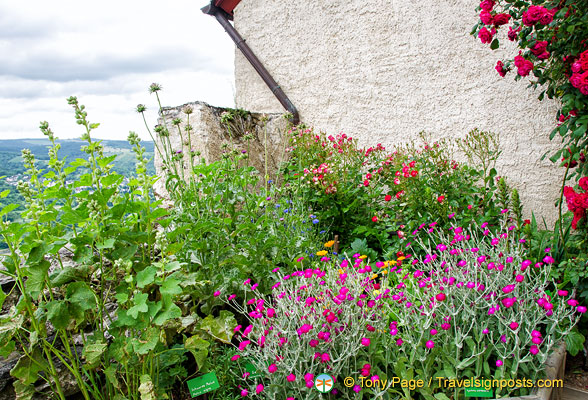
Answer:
xmin=268 ymin=364 xmax=277 ymax=373
xmin=509 ymin=321 xmax=519 ymax=330
xmin=287 ymin=374 xmax=296 ymax=382
xmin=361 ymin=338 xmax=371 ymax=347
xmin=426 ymin=340 xmax=435 ymax=349
xmin=496 ymin=359 xmax=503 ymax=367
xmin=240 ymin=389 xmax=248 ymax=397
xmin=256 ymin=384 xmax=264 ymax=394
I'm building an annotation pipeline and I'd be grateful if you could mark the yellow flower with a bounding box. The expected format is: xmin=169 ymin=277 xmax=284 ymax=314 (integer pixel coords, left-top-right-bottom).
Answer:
xmin=359 ymin=255 xmax=367 ymax=260
xmin=383 ymin=261 xmax=389 ymax=267
xmin=381 ymin=270 xmax=388 ymax=275
xmin=371 ymin=274 xmax=378 ymax=280
xmin=316 ymin=250 xmax=328 ymax=256
xmin=324 ymin=240 xmax=335 ymax=248
xmin=389 ymin=260 xmax=397 ymax=265
xmin=398 ymin=256 xmax=405 ymax=261
xmin=338 ymin=269 xmax=344 ymax=274
xmin=373 ymin=290 xmax=381 ymax=295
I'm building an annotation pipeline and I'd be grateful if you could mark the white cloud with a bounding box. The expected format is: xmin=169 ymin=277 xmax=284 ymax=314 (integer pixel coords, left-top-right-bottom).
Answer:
xmin=0 ymin=0 xmax=235 ymax=141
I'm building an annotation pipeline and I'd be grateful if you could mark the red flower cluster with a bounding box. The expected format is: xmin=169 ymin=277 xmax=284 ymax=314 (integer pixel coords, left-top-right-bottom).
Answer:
xmin=563 ymin=177 xmax=588 ymax=229
xmin=514 ymin=54 xmax=534 ymax=76
xmin=495 ymin=60 xmax=508 ymax=77
xmin=522 ymin=5 xmax=556 ymax=26
xmin=569 ymin=50 xmax=588 ymax=95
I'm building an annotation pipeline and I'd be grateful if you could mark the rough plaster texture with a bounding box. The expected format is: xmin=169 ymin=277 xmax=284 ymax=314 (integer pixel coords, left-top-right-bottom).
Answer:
xmin=154 ymin=102 xmax=289 ymax=198
xmin=234 ymin=0 xmax=563 ymax=226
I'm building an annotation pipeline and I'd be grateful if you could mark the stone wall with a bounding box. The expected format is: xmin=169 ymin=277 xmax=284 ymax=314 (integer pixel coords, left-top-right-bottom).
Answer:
xmin=154 ymin=101 xmax=290 ymax=198
xmin=233 ymin=0 xmax=562 ymax=226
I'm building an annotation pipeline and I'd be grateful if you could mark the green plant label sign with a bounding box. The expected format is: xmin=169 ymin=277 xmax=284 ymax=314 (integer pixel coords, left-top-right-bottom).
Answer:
xmin=465 ymin=387 xmax=493 ymax=398
xmin=187 ymin=372 xmax=220 ymax=397
xmin=245 ymin=362 xmax=262 ymax=378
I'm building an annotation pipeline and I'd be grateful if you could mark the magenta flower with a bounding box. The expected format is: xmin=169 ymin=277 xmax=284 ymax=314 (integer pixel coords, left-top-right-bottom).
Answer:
xmin=426 ymin=340 xmax=435 ymax=349
xmin=256 ymin=384 xmax=264 ymax=394
xmin=238 ymin=341 xmax=250 ymax=351
xmin=228 ymin=294 xmax=236 ymax=301
xmin=558 ymin=290 xmax=569 ymax=296
xmin=240 ymin=389 xmax=248 ymax=397
xmin=287 ymin=374 xmax=296 ymax=382
xmin=361 ymin=338 xmax=371 ymax=347
xmin=267 ymin=308 xmax=276 ymax=318
xmin=231 ymin=355 xmax=240 ymax=361
xmin=496 ymin=360 xmax=503 ymax=367
xmin=530 ymin=345 xmax=539 ymax=355
xmin=320 ymin=353 xmax=330 ymax=363
xmin=509 ymin=321 xmax=519 ymax=330
xmin=243 ymin=325 xmax=253 ymax=336
xmin=578 ymin=306 xmax=587 ymax=313
xmin=353 ymin=385 xmax=361 ymax=393
xmin=213 ymin=290 xmax=220 ymax=297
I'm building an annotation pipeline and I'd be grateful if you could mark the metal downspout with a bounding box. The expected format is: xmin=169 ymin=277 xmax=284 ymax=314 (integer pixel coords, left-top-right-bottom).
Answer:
xmin=201 ymin=3 xmax=300 ymax=125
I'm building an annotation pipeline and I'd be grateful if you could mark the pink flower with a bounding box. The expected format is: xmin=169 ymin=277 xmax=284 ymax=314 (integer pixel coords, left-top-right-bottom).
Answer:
xmin=320 ymin=353 xmax=330 ymax=363
xmin=240 ymin=389 xmax=248 ymax=397
xmin=231 ymin=355 xmax=241 ymax=361
xmin=243 ymin=325 xmax=253 ymax=336
xmin=495 ymin=60 xmax=507 ymax=77
xmin=426 ymin=340 xmax=435 ymax=349
xmin=478 ymin=27 xmax=493 ymax=44
xmin=509 ymin=321 xmax=519 ymax=330
xmin=480 ymin=10 xmax=493 ymax=25
xmin=514 ymin=55 xmax=534 ymax=76
xmin=479 ymin=0 xmax=495 ymax=11
xmin=256 ymin=384 xmax=264 ymax=394
xmin=267 ymin=308 xmax=276 ymax=317
xmin=530 ymin=345 xmax=539 ymax=355
xmin=578 ymin=306 xmax=587 ymax=313
xmin=361 ymin=338 xmax=371 ymax=347
xmin=213 ymin=290 xmax=220 ymax=297
xmin=353 ymin=385 xmax=361 ymax=393
xmin=287 ymin=374 xmax=296 ymax=382
xmin=493 ymin=13 xmax=510 ymax=26
xmin=496 ymin=360 xmax=503 ymax=367
xmin=228 ymin=294 xmax=236 ymax=301
xmin=515 ymin=275 xmax=524 ymax=282
xmin=238 ymin=340 xmax=250 ymax=351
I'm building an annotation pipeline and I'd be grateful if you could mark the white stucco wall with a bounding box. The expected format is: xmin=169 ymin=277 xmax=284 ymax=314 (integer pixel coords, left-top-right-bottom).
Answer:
xmin=233 ymin=0 xmax=563 ymax=226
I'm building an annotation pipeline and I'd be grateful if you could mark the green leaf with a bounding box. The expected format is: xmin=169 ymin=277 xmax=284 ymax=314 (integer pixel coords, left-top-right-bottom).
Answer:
xmin=66 ymin=282 xmax=96 ymax=311
xmin=490 ymin=38 xmax=499 ymax=50
xmin=13 ymin=380 xmax=35 ymax=400
xmin=23 ymin=259 xmax=50 ymax=297
xmin=153 ymin=302 xmax=182 ymax=326
xmin=197 ymin=310 xmax=236 ymax=344
xmin=133 ymin=327 xmax=159 ymax=355
xmin=46 ymin=300 xmax=71 ymax=330
xmin=565 ymin=329 xmax=585 ymax=356
xmin=160 ymin=278 xmax=182 ymax=298
xmin=27 ymin=243 xmax=49 ymax=264
xmin=184 ymin=336 xmax=210 ymax=370
xmin=49 ymin=265 xmax=91 ymax=286
xmin=136 ymin=266 xmax=157 ymax=288
xmin=96 ymin=238 xmax=115 ymax=250
xmin=138 ymin=374 xmax=156 ymax=400
xmin=0 ymin=203 xmax=19 ymax=218
xmin=10 ymin=351 xmax=47 ymax=385
xmin=105 ymin=366 xmax=121 ymax=390
xmin=0 ymin=313 xmax=23 ymax=357
xmin=83 ymin=342 xmax=107 ymax=369
xmin=97 ymin=155 xmax=116 ymax=168
xmin=0 ymin=189 xmax=10 ymax=198
xmin=128 ymin=292 xmax=149 ymax=318
xmin=101 ymin=174 xmax=124 ymax=187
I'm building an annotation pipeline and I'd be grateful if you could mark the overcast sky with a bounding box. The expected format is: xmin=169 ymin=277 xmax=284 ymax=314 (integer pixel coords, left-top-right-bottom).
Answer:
xmin=0 ymin=0 xmax=235 ymax=141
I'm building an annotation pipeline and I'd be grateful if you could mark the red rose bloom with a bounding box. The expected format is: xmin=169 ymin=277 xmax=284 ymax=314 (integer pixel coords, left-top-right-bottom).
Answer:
xmin=479 ymin=0 xmax=495 ymax=11
xmin=480 ymin=11 xmax=493 ymax=25
xmin=495 ymin=60 xmax=507 ymax=77
xmin=384 ymin=194 xmax=392 ymax=202
xmin=493 ymin=13 xmax=510 ymax=26
xmin=478 ymin=27 xmax=494 ymax=44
